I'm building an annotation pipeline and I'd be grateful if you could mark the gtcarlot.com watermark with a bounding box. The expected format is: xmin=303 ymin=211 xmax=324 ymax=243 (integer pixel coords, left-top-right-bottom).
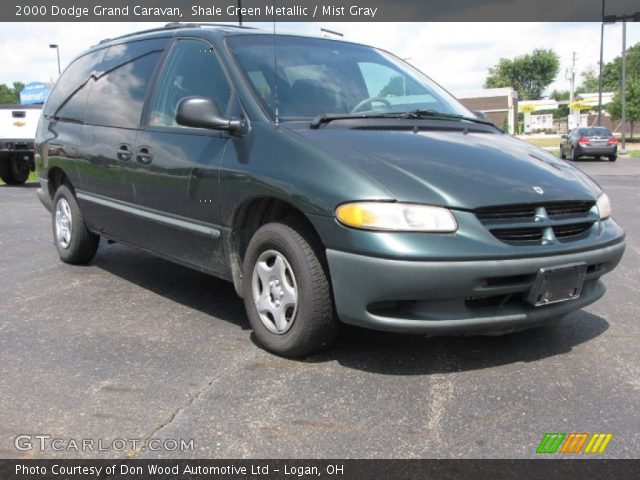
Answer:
xmin=15 ymin=434 xmax=194 ymax=453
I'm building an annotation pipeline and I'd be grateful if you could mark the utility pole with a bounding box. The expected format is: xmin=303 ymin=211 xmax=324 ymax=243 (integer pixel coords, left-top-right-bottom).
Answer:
xmin=621 ymin=20 xmax=626 ymax=152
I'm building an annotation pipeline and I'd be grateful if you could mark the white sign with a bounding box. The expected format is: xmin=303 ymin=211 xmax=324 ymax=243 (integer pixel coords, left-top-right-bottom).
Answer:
xmin=524 ymin=114 xmax=553 ymax=133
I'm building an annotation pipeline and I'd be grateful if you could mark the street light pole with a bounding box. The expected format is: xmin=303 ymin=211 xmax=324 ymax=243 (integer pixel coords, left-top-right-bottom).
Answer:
xmin=49 ymin=44 xmax=60 ymax=75
xmin=621 ymin=20 xmax=626 ymax=152
xmin=597 ymin=0 xmax=605 ymax=126
xmin=567 ymin=51 xmax=576 ymax=128
xmin=600 ymin=11 xmax=639 ymax=149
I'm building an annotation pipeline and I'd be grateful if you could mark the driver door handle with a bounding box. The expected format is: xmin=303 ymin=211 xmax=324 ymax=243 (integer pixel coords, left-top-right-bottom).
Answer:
xmin=136 ymin=146 xmax=153 ymax=165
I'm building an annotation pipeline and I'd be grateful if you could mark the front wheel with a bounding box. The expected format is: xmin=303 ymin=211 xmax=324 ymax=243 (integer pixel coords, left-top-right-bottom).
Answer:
xmin=52 ymin=184 xmax=100 ymax=264
xmin=0 ymin=155 xmax=30 ymax=185
xmin=559 ymin=146 xmax=566 ymax=159
xmin=242 ymin=222 xmax=339 ymax=357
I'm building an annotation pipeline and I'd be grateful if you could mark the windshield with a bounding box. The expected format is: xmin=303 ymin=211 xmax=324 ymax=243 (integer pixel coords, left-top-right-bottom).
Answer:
xmin=227 ymin=34 xmax=473 ymax=122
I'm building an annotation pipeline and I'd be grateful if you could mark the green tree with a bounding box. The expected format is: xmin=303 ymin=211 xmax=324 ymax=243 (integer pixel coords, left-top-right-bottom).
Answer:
xmin=578 ymin=43 xmax=640 ymax=93
xmin=607 ymin=79 xmax=640 ymax=138
xmin=0 ymin=82 xmax=25 ymax=104
xmin=549 ymin=89 xmax=570 ymax=101
xmin=578 ymin=67 xmax=599 ymax=93
xmin=484 ymin=48 xmax=560 ymax=100
xmin=602 ymin=43 xmax=640 ymax=90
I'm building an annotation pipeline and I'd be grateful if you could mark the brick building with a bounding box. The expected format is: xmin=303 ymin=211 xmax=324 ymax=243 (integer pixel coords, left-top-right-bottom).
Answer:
xmin=455 ymin=87 xmax=518 ymax=134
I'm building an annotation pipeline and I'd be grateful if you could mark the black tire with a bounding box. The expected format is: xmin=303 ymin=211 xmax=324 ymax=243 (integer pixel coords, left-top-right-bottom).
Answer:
xmin=608 ymin=155 xmax=617 ymax=162
xmin=0 ymin=155 xmax=30 ymax=185
xmin=570 ymin=148 xmax=579 ymax=162
xmin=242 ymin=221 xmax=339 ymax=357
xmin=52 ymin=184 xmax=99 ymax=264
xmin=559 ymin=146 xmax=566 ymax=159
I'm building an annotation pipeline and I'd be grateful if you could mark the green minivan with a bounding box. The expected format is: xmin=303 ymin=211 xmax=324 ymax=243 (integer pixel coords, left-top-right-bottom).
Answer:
xmin=36 ymin=24 xmax=625 ymax=356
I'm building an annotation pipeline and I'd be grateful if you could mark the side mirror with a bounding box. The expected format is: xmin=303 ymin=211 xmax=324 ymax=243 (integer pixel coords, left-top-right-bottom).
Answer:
xmin=176 ymin=97 xmax=246 ymax=133
xmin=473 ymin=110 xmax=489 ymax=121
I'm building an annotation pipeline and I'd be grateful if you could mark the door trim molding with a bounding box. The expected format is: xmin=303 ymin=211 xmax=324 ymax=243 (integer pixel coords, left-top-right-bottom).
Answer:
xmin=76 ymin=190 xmax=221 ymax=239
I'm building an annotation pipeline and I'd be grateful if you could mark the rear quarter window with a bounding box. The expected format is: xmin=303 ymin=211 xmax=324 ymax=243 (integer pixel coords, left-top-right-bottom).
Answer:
xmin=44 ymin=38 xmax=168 ymax=127
xmin=43 ymin=49 xmax=103 ymax=121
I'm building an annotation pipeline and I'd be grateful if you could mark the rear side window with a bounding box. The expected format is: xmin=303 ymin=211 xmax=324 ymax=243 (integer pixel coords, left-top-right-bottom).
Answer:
xmin=43 ymin=49 xmax=103 ymax=121
xmin=84 ymin=39 xmax=167 ymax=129
xmin=148 ymin=39 xmax=232 ymax=128
xmin=84 ymin=51 xmax=162 ymax=128
xmin=44 ymin=38 xmax=168 ymax=127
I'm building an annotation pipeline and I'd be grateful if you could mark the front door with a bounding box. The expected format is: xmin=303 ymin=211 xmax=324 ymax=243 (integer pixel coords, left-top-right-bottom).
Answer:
xmin=129 ymin=38 xmax=234 ymax=272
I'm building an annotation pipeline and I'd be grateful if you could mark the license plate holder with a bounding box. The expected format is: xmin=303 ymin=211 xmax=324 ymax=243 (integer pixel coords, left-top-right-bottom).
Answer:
xmin=526 ymin=263 xmax=587 ymax=307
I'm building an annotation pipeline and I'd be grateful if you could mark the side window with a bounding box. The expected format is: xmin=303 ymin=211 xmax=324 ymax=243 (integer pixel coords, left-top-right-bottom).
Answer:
xmin=149 ymin=39 xmax=232 ymax=128
xmin=43 ymin=49 xmax=104 ymax=121
xmin=45 ymin=38 xmax=168 ymax=126
xmin=84 ymin=52 xmax=161 ymax=128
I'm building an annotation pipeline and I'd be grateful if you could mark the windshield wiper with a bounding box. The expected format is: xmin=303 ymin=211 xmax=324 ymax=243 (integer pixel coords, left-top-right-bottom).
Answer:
xmin=310 ymin=112 xmax=403 ymax=129
xmin=310 ymin=109 xmax=497 ymax=129
xmin=400 ymin=109 xmax=496 ymax=127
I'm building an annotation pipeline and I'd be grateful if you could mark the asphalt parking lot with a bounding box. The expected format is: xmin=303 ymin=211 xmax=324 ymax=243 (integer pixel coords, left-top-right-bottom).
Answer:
xmin=1 ymin=159 xmax=639 ymax=459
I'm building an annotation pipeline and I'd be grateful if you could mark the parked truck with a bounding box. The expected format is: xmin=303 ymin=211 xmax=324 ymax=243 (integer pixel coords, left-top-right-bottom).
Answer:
xmin=0 ymin=104 xmax=41 ymax=184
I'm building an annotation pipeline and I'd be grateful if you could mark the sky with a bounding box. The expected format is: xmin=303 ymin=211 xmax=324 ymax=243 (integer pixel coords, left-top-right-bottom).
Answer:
xmin=1 ymin=22 xmax=639 ymax=97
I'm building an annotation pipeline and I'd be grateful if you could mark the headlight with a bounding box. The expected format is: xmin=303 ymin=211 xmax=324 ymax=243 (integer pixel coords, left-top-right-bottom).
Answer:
xmin=596 ymin=193 xmax=612 ymax=220
xmin=335 ymin=202 xmax=457 ymax=232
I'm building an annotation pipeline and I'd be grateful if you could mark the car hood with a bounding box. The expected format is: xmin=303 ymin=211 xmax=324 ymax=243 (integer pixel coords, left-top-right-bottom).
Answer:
xmin=288 ymin=125 xmax=601 ymax=209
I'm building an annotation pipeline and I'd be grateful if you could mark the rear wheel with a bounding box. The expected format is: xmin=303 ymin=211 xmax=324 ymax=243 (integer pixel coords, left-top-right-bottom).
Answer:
xmin=0 ymin=155 xmax=30 ymax=185
xmin=608 ymin=155 xmax=617 ymax=162
xmin=570 ymin=148 xmax=579 ymax=161
xmin=242 ymin=222 xmax=339 ymax=357
xmin=52 ymin=184 xmax=100 ymax=264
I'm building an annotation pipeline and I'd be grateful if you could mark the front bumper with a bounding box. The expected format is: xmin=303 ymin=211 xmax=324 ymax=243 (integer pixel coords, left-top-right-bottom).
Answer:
xmin=326 ymin=240 xmax=625 ymax=335
xmin=0 ymin=139 xmax=35 ymax=153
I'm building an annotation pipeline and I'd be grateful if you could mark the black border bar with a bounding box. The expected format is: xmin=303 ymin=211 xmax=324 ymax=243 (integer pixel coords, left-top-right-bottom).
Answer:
xmin=1 ymin=459 xmax=639 ymax=480
xmin=6 ymin=0 xmax=640 ymax=22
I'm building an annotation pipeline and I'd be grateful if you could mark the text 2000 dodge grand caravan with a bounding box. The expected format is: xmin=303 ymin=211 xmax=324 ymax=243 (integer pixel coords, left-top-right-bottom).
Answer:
xmin=35 ymin=25 xmax=625 ymax=356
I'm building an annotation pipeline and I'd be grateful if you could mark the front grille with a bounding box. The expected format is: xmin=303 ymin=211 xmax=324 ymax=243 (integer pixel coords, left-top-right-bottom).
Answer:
xmin=475 ymin=205 xmax=536 ymax=222
xmin=492 ymin=227 xmax=543 ymax=242
xmin=476 ymin=201 xmax=594 ymax=222
xmin=553 ymin=222 xmax=593 ymax=240
xmin=545 ymin=201 xmax=593 ymax=218
xmin=475 ymin=201 xmax=596 ymax=245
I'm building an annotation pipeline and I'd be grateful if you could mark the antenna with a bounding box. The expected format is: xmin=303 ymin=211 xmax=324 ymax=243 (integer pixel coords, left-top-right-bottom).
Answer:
xmin=273 ymin=0 xmax=279 ymax=126
xmin=237 ymin=0 xmax=242 ymax=26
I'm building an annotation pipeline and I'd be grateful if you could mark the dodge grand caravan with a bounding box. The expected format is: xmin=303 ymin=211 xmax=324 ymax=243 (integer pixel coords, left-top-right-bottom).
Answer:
xmin=36 ymin=24 xmax=625 ymax=356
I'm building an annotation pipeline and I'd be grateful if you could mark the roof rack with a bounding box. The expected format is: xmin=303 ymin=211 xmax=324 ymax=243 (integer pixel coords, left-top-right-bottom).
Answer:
xmin=97 ymin=22 xmax=255 ymax=45
xmin=165 ymin=22 xmax=256 ymax=29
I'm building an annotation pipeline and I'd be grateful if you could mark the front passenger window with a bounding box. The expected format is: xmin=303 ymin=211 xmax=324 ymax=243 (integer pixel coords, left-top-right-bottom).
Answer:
xmin=149 ymin=39 xmax=232 ymax=128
